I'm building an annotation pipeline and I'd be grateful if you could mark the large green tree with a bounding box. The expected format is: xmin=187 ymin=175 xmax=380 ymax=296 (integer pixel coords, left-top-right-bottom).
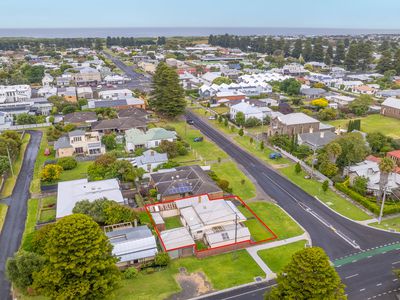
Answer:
xmin=33 ymin=214 xmax=120 ymax=300
xmin=150 ymin=62 xmax=186 ymax=118
xmin=266 ymin=247 xmax=346 ymax=300
xmin=348 ymin=95 xmax=373 ymax=116
xmin=335 ymin=132 xmax=370 ymax=167
xmin=334 ymin=40 xmax=346 ymax=64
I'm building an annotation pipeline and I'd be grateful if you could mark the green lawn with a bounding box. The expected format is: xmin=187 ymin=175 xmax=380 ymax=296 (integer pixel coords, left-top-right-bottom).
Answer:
xmin=112 ymin=249 xmax=264 ymax=299
xmin=59 ymin=161 xmax=92 ymax=182
xmin=164 ymin=216 xmax=182 ymax=230
xmin=238 ymin=205 xmax=276 ymax=241
xmin=327 ymin=115 xmax=400 ymax=139
xmin=0 ymin=203 xmax=8 ymax=233
xmin=212 ymin=106 xmax=229 ymax=115
xmin=38 ymin=196 xmax=56 ymax=223
xmin=280 ymin=166 xmax=371 ymax=221
xmin=170 ymin=250 xmax=264 ymax=290
xmin=257 ymin=240 xmax=307 ymax=273
xmin=1 ymin=133 xmax=30 ymax=198
xmin=21 ymin=198 xmax=39 ymax=251
xmin=31 ymin=131 xmax=55 ymax=194
xmin=245 ymin=202 xmax=304 ymax=240
xmin=233 ymin=136 xmax=291 ymax=166
xmin=158 ymin=119 xmax=228 ymax=162
xmin=369 ymin=216 xmax=400 ymax=232
xmin=110 ymin=268 xmax=180 ymax=300
xmin=211 ymin=161 xmax=256 ymax=200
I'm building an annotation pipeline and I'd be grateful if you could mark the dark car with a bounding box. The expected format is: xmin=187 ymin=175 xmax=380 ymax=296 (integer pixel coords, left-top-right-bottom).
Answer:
xmin=194 ymin=137 xmax=203 ymax=142
xmin=269 ymin=152 xmax=282 ymax=159
xmin=186 ymin=119 xmax=194 ymax=125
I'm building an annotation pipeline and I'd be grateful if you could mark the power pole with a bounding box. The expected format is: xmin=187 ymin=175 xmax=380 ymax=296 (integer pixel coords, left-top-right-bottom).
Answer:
xmin=378 ymin=186 xmax=387 ymax=224
xmin=6 ymin=146 xmax=14 ymax=177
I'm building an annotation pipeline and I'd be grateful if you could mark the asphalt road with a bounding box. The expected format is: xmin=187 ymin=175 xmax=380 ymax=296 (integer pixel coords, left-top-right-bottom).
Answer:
xmin=0 ymin=130 xmax=42 ymax=300
xmin=103 ymin=52 xmax=152 ymax=93
xmin=186 ymin=110 xmax=400 ymax=299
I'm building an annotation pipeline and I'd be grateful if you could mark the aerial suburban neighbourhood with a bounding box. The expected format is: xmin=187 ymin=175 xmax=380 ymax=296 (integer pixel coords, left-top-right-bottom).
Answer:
xmin=0 ymin=1 xmax=400 ymax=300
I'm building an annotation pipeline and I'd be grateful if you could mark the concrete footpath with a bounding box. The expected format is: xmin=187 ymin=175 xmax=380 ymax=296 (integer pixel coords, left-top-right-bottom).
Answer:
xmin=246 ymin=233 xmax=311 ymax=280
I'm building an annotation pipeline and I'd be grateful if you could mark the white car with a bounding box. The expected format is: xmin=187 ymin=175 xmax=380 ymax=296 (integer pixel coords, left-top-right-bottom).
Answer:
xmin=208 ymin=115 xmax=216 ymax=120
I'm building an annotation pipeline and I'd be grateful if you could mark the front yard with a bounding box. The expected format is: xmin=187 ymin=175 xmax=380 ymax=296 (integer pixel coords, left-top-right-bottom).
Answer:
xmin=112 ymin=250 xmax=265 ymax=300
xmin=244 ymin=202 xmax=304 ymax=240
xmin=327 ymin=114 xmax=400 ymax=139
xmin=258 ymin=240 xmax=307 ymax=273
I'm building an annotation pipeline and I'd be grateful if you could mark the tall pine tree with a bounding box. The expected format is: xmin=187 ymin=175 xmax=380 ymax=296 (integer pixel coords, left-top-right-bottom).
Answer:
xmin=334 ymin=40 xmax=345 ymax=64
xmin=150 ymin=62 xmax=186 ymax=118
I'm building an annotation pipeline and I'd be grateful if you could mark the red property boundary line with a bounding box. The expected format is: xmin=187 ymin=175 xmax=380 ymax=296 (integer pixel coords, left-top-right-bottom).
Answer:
xmin=144 ymin=193 xmax=278 ymax=255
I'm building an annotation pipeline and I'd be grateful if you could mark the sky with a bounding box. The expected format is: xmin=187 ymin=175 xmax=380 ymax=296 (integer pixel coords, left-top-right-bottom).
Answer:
xmin=1 ymin=0 xmax=400 ymax=29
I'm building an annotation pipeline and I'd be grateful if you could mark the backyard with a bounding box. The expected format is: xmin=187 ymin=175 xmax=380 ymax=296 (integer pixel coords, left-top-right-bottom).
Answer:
xmin=59 ymin=161 xmax=92 ymax=182
xmin=327 ymin=114 xmax=400 ymax=139
xmin=164 ymin=216 xmax=182 ymax=230
xmin=258 ymin=240 xmax=307 ymax=273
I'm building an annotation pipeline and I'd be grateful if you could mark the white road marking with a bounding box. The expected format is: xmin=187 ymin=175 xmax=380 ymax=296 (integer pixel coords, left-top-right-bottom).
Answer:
xmin=393 ymin=278 xmax=398 ymax=282
xmin=391 ymin=261 xmax=400 ymax=265
xmin=360 ymin=288 xmax=366 ymax=292
xmin=345 ymin=273 xmax=359 ymax=279
xmin=219 ymin=286 xmax=275 ymax=300
xmin=376 ymin=283 xmax=382 ymax=286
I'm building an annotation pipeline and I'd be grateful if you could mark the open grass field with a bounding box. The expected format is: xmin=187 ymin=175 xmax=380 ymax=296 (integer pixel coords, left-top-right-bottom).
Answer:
xmin=258 ymin=240 xmax=307 ymax=273
xmin=280 ymin=166 xmax=371 ymax=221
xmin=1 ymin=133 xmax=30 ymax=198
xmin=327 ymin=115 xmax=400 ymax=139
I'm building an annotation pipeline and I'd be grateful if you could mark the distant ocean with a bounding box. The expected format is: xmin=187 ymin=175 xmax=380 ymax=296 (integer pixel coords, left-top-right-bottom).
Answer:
xmin=1 ymin=27 xmax=400 ymax=38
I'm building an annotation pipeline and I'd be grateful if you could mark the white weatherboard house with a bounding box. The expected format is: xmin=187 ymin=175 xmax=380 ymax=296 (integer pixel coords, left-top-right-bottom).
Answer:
xmin=106 ymin=225 xmax=158 ymax=267
xmin=56 ymin=178 xmax=124 ymax=219
xmin=125 ymin=128 xmax=177 ymax=152
xmin=135 ymin=150 xmax=168 ymax=172
xmin=230 ymin=100 xmax=271 ymax=121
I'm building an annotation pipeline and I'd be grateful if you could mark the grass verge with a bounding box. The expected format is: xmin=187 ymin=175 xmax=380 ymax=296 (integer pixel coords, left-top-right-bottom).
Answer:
xmin=0 ymin=203 xmax=8 ymax=233
xmin=280 ymin=166 xmax=371 ymax=221
xmin=0 ymin=133 xmax=30 ymax=198
xmin=369 ymin=216 xmax=400 ymax=232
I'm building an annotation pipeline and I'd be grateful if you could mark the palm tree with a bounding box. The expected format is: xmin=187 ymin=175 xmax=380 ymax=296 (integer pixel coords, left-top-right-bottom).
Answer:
xmin=378 ymin=157 xmax=395 ymax=204
xmin=326 ymin=142 xmax=342 ymax=164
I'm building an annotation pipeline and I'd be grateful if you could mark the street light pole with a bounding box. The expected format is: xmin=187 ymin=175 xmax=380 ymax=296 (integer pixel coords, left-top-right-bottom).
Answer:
xmin=378 ymin=186 xmax=387 ymax=224
xmin=6 ymin=146 xmax=14 ymax=177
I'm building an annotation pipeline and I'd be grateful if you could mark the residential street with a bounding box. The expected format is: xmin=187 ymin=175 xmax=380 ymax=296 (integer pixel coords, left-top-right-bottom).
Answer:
xmin=0 ymin=130 xmax=42 ymax=300
xmin=185 ymin=110 xmax=400 ymax=299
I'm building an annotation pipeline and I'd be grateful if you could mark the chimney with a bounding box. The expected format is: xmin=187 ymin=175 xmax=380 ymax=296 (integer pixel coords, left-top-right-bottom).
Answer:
xmin=320 ymin=131 xmax=325 ymax=138
xmin=198 ymin=196 xmax=201 ymax=203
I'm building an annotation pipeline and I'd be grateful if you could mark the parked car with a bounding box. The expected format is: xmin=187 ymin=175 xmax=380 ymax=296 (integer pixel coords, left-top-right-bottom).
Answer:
xmin=269 ymin=152 xmax=282 ymax=159
xmin=194 ymin=137 xmax=203 ymax=142
xmin=186 ymin=119 xmax=194 ymax=125
xmin=208 ymin=115 xmax=216 ymax=120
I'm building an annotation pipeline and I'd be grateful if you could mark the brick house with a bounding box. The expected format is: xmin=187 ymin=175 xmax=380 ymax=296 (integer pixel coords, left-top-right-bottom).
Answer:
xmin=381 ymin=97 xmax=400 ymax=119
xmin=268 ymin=112 xmax=321 ymax=136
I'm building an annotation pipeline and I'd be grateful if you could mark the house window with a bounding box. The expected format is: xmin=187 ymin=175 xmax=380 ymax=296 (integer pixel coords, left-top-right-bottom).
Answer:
xmin=75 ymin=147 xmax=84 ymax=154
xmin=73 ymin=136 xmax=82 ymax=142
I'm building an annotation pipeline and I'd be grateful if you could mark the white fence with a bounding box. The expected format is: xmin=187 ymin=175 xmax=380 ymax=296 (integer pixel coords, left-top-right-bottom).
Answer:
xmin=0 ymin=123 xmax=51 ymax=131
xmin=274 ymin=146 xmax=333 ymax=185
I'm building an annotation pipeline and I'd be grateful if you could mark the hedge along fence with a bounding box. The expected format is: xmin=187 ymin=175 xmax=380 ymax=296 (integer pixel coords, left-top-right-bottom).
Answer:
xmin=335 ymin=180 xmax=400 ymax=215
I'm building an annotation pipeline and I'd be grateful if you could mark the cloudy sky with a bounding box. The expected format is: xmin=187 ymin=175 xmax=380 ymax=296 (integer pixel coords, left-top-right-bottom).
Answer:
xmin=0 ymin=0 xmax=399 ymax=29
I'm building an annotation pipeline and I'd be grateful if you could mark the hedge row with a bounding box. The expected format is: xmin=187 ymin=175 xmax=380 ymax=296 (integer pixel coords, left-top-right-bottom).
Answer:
xmin=335 ymin=181 xmax=400 ymax=216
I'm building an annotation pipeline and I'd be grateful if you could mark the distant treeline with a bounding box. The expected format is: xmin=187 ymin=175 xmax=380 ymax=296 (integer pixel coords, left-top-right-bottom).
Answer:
xmin=0 ymin=38 xmax=103 ymax=51
xmin=105 ymin=36 xmax=165 ymax=47
xmin=208 ymin=34 xmax=400 ymax=73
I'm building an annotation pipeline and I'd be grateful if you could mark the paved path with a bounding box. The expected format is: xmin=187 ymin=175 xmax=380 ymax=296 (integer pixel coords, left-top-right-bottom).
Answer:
xmin=246 ymin=233 xmax=311 ymax=280
xmin=0 ymin=130 xmax=42 ymax=300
